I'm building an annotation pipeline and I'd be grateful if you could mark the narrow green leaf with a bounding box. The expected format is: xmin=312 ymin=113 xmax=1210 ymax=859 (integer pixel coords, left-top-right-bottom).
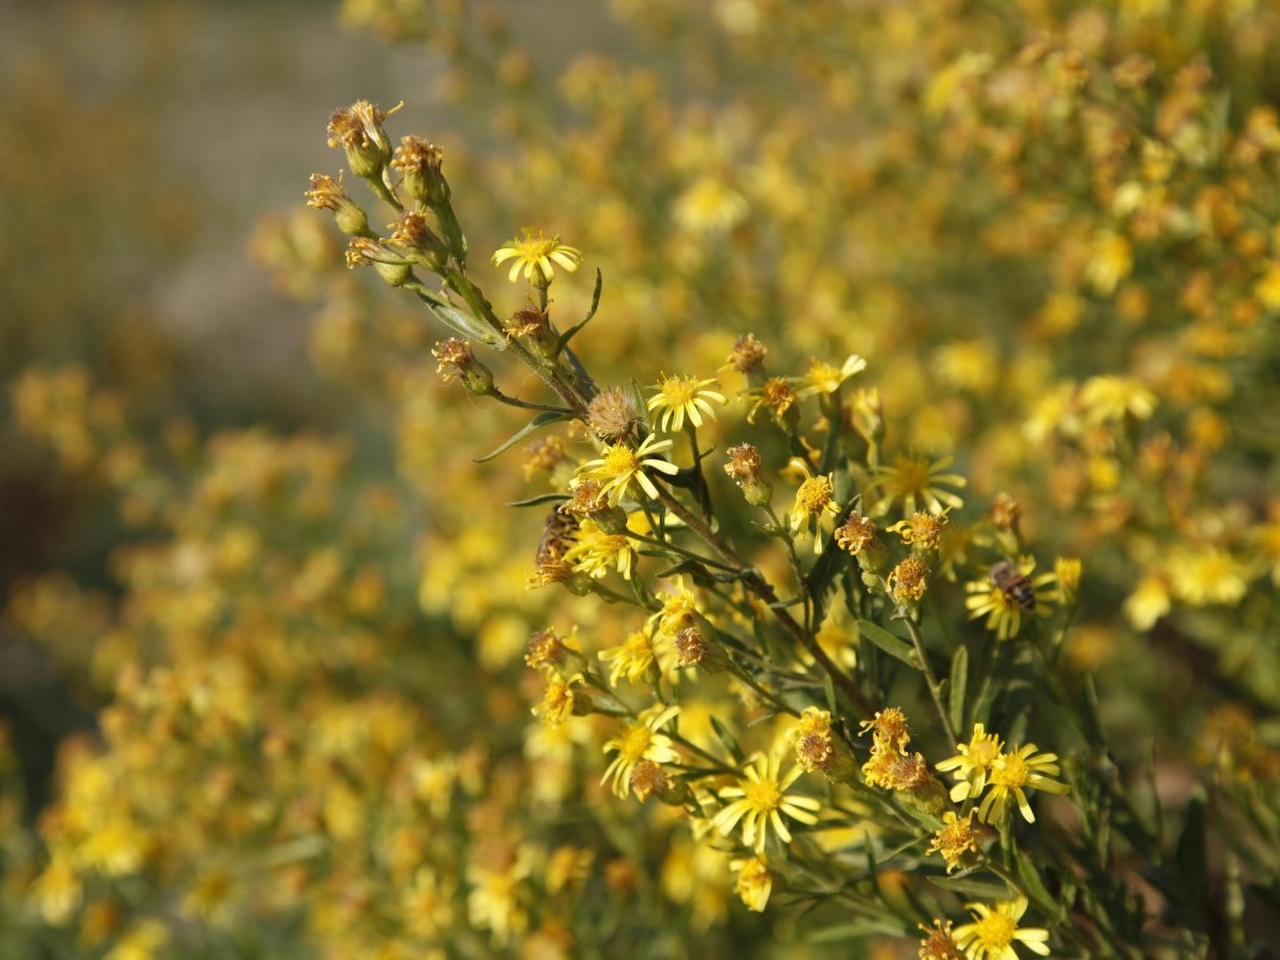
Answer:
xmin=710 ymin=715 xmax=745 ymax=764
xmin=948 ymin=644 xmax=969 ymax=734
xmin=415 ymin=289 xmax=504 ymax=346
xmin=1013 ymin=848 xmax=1063 ymax=919
xmin=474 ymin=411 xmax=570 ymax=463
xmin=557 ymin=268 xmax=604 ymax=349
xmin=1175 ymin=797 xmax=1209 ymax=923
xmin=507 ymin=492 xmax=569 ymax=509
xmin=857 ymin=620 xmax=917 ymax=668
xmin=928 ymin=876 xmax=1013 ymax=900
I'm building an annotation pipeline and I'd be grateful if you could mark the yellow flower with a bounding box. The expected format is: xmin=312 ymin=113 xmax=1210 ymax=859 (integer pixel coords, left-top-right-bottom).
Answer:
xmin=1084 ymin=228 xmax=1133 ymax=296
xmin=797 ymin=354 xmax=867 ymax=396
xmin=598 ymin=631 xmax=656 ymax=687
xmin=977 ymin=743 xmax=1070 ymax=824
xmin=730 ymin=855 xmax=773 ymax=912
xmin=104 ymin=920 xmax=169 ymax=960
xmin=533 ymin=673 xmax=585 ymax=728
xmin=786 ymin=458 xmax=841 ymax=554
xmin=575 ymin=434 xmax=680 ymax=505
xmin=1079 ymin=375 xmax=1156 ymax=424
xmin=889 ymin=510 xmax=950 ymax=552
xmin=965 ymin=559 xmax=1055 ymax=641
xmin=952 ymin=897 xmax=1051 ymax=959
xmin=600 ymin=704 xmax=682 ymax=799
xmin=491 ymin=229 xmax=583 ymax=285
xmin=673 ymin=176 xmax=749 ymax=234
xmin=713 ymin=752 xmax=822 ymax=853
xmin=1123 ymin=573 xmax=1171 ymax=631
xmin=646 ymin=374 xmax=727 ymax=432
xmin=871 ymin=453 xmax=966 ymax=518
xmin=561 ymin=519 xmax=635 ymax=580
xmin=936 ymin=723 xmax=1003 ymax=803
xmin=1167 ymin=546 xmax=1250 ymax=607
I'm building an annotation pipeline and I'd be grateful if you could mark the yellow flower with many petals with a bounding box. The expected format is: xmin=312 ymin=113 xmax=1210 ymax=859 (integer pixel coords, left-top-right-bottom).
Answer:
xmin=575 ymin=433 xmax=680 ymax=506
xmin=647 ymin=374 xmax=727 ymax=432
xmin=952 ymin=897 xmax=1051 ymax=959
xmin=491 ymin=229 xmax=582 ymax=285
xmin=713 ymin=752 xmax=822 ymax=853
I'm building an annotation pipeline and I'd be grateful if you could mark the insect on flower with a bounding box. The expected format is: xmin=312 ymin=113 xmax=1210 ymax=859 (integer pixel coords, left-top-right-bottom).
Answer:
xmin=989 ymin=560 xmax=1036 ymax=612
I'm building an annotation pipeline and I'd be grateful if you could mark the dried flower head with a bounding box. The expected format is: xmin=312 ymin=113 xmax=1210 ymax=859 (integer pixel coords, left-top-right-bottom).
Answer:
xmin=586 ymin=386 xmax=639 ymax=443
xmin=726 ymin=333 xmax=768 ymax=376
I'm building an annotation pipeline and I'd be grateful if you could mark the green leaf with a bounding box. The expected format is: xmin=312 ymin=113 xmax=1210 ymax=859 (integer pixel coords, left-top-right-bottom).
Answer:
xmin=857 ymin=620 xmax=917 ymax=667
xmin=507 ymin=492 xmax=569 ymax=509
xmin=948 ymin=644 xmax=969 ymax=734
xmin=928 ymin=875 xmax=1013 ymax=900
xmin=557 ymin=268 xmax=604 ymax=349
xmin=1013 ymin=847 xmax=1063 ymax=919
xmin=474 ymin=411 xmax=570 ymax=463
xmin=1175 ymin=796 xmax=1209 ymax=923
xmin=710 ymin=715 xmax=745 ymax=764
xmin=415 ymin=288 xmax=504 ymax=346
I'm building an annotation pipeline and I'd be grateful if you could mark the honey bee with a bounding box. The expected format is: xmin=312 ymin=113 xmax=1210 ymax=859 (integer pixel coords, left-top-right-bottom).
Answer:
xmin=989 ymin=560 xmax=1035 ymax=611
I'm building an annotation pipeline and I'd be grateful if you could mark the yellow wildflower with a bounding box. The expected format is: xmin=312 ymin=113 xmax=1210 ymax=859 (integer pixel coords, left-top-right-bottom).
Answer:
xmin=936 ymin=723 xmax=1003 ymax=803
xmin=730 ymin=855 xmax=773 ymax=912
xmin=713 ymin=752 xmax=822 ymax=853
xmin=872 ymin=452 xmax=966 ymax=518
xmin=952 ymin=897 xmax=1051 ymax=959
xmin=977 ymin=743 xmax=1070 ymax=824
xmin=646 ymin=374 xmax=727 ymax=432
xmin=598 ymin=631 xmax=656 ymax=687
xmin=575 ymin=433 xmax=680 ymax=505
xmin=491 ymin=229 xmax=583 ymax=285
xmin=786 ymin=458 xmax=841 ymax=554
xmin=601 ymin=705 xmax=682 ymax=799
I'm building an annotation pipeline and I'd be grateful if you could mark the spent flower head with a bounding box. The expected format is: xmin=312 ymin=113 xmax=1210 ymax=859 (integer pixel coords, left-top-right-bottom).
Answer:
xmin=927 ymin=811 xmax=981 ymax=874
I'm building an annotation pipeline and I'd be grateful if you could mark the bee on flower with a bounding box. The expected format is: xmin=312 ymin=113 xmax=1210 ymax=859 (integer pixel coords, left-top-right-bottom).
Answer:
xmin=966 ymin=558 xmax=1056 ymax=640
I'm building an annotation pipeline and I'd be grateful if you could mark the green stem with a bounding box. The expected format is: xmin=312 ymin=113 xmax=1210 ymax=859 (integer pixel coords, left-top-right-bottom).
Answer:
xmin=900 ymin=614 xmax=958 ymax=752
